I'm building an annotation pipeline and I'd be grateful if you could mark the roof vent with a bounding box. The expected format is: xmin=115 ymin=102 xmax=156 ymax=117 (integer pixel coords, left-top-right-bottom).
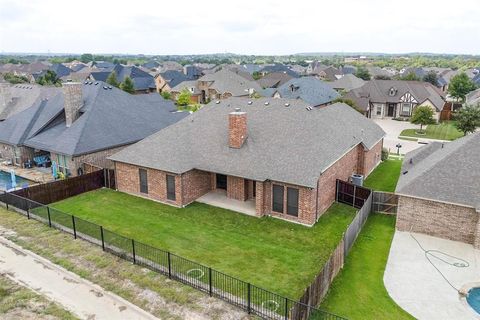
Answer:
xmin=264 ymin=102 xmax=269 ymax=106
xmin=84 ymin=81 xmax=88 ymax=85
xmin=94 ymin=82 xmax=99 ymax=85
xmin=247 ymin=101 xmax=253 ymax=105
xmin=103 ymin=86 xmax=108 ymax=90
xmin=234 ymin=107 xmax=241 ymax=112
xmin=215 ymin=100 xmax=221 ymax=104
xmin=306 ymin=106 xmax=313 ymax=111
xmin=108 ymin=86 xmax=112 ymax=89
xmin=284 ymin=103 xmax=290 ymax=107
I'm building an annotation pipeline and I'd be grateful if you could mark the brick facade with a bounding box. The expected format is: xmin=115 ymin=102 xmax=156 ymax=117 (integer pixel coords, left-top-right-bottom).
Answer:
xmin=397 ymin=195 xmax=480 ymax=247
xmin=0 ymin=143 xmax=34 ymax=166
xmin=114 ymin=139 xmax=383 ymax=226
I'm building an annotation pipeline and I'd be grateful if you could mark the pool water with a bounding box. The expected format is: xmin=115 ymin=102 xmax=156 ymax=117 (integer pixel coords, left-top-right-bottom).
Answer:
xmin=467 ymin=288 xmax=480 ymax=314
xmin=0 ymin=170 xmax=31 ymax=191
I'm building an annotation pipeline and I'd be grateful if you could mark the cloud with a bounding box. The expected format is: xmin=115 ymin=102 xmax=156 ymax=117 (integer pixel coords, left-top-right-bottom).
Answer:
xmin=0 ymin=0 xmax=479 ymax=55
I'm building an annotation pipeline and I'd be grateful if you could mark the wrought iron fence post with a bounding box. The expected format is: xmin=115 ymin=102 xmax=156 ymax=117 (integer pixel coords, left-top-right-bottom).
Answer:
xmin=131 ymin=239 xmax=136 ymax=264
xmin=100 ymin=226 xmax=105 ymax=251
xmin=25 ymin=198 xmax=30 ymax=219
xmin=47 ymin=206 xmax=51 ymax=227
xmin=284 ymin=297 xmax=288 ymax=320
xmin=247 ymin=283 xmax=251 ymax=314
xmin=208 ymin=267 xmax=212 ymax=297
xmin=4 ymin=191 xmax=8 ymax=210
xmin=72 ymin=215 xmax=77 ymax=239
xmin=167 ymin=252 xmax=172 ymax=279
xmin=353 ymin=184 xmax=357 ymax=207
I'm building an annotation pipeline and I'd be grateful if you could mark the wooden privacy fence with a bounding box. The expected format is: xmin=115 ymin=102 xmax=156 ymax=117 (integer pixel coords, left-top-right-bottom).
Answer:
xmin=372 ymin=192 xmax=399 ymax=215
xmin=11 ymin=170 xmax=106 ymax=204
xmin=293 ymin=180 xmax=372 ymax=318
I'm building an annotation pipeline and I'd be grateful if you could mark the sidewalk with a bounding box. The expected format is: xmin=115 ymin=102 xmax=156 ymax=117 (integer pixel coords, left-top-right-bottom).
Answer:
xmin=0 ymin=235 xmax=159 ymax=320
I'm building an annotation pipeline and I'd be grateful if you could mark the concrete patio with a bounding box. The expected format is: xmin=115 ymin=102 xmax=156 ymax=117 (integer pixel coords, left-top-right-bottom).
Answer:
xmin=384 ymin=231 xmax=480 ymax=320
xmin=197 ymin=189 xmax=257 ymax=216
xmin=0 ymin=163 xmax=54 ymax=184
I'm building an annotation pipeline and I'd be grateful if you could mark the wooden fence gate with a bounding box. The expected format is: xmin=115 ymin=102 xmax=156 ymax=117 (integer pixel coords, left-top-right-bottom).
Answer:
xmin=372 ymin=191 xmax=399 ymax=214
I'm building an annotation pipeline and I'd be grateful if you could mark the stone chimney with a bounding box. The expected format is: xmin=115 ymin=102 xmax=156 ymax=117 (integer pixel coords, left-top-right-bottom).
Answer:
xmin=63 ymin=82 xmax=83 ymax=127
xmin=229 ymin=108 xmax=247 ymax=148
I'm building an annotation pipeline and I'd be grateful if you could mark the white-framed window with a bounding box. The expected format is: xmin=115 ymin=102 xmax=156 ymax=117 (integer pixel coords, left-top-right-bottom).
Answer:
xmin=376 ymin=105 xmax=382 ymax=116
xmin=189 ymin=87 xmax=195 ymax=93
xmin=401 ymin=103 xmax=411 ymax=115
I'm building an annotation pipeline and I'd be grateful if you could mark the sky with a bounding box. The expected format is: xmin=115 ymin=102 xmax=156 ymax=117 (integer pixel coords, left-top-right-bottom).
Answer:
xmin=0 ymin=0 xmax=479 ymax=56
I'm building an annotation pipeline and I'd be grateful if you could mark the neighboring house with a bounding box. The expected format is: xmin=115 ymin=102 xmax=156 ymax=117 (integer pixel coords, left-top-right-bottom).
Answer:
xmin=0 ymin=82 xmax=187 ymax=175
xmin=329 ymin=74 xmax=365 ymax=92
xmin=259 ymin=64 xmax=299 ymax=78
xmin=109 ymin=97 xmax=385 ymax=226
xmin=142 ymin=61 xmax=160 ymax=71
xmin=367 ymin=66 xmax=393 ymax=79
xmin=155 ymin=70 xmax=191 ymax=93
xmin=346 ymin=80 xmax=445 ymax=119
xmin=197 ymin=69 xmax=262 ymax=103
xmin=396 ymin=132 xmax=480 ymax=247
xmin=0 ymin=83 xmax=60 ymax=121
xmin=0 ymin=61 xmax=51 ymax=82
xmin=340 ymin=65 xmax=357 ymax=75
xmin=32 ymin=63 xmax=73 ymax=82
xmin=312 ymin=66 xmax=342 ymax=81
xmin=224 ymin=65 xmax=256 ymax=81
xmin=89 ymin=61 xmax=115 ymax=69
xmin=257 ymin=72 xmax=293 ymax=89
xmin=183 ymin=65 xmax=202 ymax=80
xmin=90 ymin=64 xmax=156 ymax=93
xmin=170 ymin=80 xmax=201 ymax=103
xmin=157 ymin=61 xmax=184 ymax=73
xmin=466 ymin=88 xmax=480 ymax=106
xmin=268 ymin=77 xmax=340 ymax=107
xmin=473 ymin=73 xmax=480 ymax=86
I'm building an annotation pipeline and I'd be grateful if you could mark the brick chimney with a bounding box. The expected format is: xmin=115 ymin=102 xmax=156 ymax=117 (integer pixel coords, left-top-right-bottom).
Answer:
xmin=63 ymin=82 xmax=83 ymax=127
xmin=229 ymin=108 xmax=247 ymax=148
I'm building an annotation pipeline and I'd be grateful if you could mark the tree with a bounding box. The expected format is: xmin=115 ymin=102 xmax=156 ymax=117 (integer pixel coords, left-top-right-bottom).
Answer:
xmin=448 ymin=72 xmax=477 ymax=102
xmin=252 ymin=71 xmax=262 ymax=80
xmin=423 ymin=71 xmax=439 ymax=86
xmin=410 ymin=105 xmax=436 ymax=131
xmin=36 ymin=70 xmax=61 ymax=86
xmin=355 ymin=66 xmax=371 ymax=80
xmin=374 ymin=75 xmax=391 ymax=80
xmin=80 ymin=53 xmax=94 ymax=63
xmin=401 ymin=72 xmax=420 ymax=81
xmin=455 ymin=105 xmax=480 ymax=136
xmin=120 ymin=76 xmax=135 ymax=94
xmin=106 ymin=71 xmax=119 ymax=87
xmin=3 ymin=72 xmax=29 ymax=84
xmin=333 ymin=97 xmax=363 ymax=114
xmin=160 ymin=91 xmax=172 ymax=100
xmin=177 ymin=89 xmax=192 ymax=106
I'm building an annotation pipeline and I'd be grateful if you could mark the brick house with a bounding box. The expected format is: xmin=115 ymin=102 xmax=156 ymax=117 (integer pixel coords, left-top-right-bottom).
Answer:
xmin=110 ymin=97 xmax=385 ymax=226
xmin=396 ymin=132 xmax=480 ymax=247
xmin=0 ymin=81 xmax=187 ymax=177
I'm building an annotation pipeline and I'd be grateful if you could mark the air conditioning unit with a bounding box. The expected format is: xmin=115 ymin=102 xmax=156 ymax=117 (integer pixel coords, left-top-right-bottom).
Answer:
xmin=351 ymin=174 xmax=364 ymax=186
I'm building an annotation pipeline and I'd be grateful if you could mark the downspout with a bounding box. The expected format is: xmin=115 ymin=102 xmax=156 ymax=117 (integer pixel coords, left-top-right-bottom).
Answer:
xmin=113 ymin=161 xmax=118 ymax=191
xmin=315 ymin=175 xmax=320 ymax=221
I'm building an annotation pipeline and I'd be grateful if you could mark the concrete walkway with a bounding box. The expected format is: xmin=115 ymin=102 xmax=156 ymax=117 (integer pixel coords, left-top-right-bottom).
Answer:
xmin=384 ymin=231 xmax=480 ymax=320
xmin=0 ymin=236 xmax=159 ymax=320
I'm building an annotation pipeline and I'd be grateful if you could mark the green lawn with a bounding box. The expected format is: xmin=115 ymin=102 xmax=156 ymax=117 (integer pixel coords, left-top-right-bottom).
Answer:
xmin=399 ymin=121 xmax=463 ymax=141
xmin=320 ymin=214 xmax=413 ymax=320
xmin=364 ymin=160 xmax=402 ymax=192
xmin=48 ymin=189 xmax=356 ymax=299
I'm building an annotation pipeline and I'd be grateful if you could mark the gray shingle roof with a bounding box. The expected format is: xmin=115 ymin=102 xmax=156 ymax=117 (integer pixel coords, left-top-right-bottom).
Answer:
xmin=0 ymin=82 xmax=188 ymax=156
xmin=198 ymin=69 xmax=262 ymax=96
xmin=109 ymin=97 xmax=385 ymax=188
xmin=159 ymin=70 xmax=191 ymax=88
xmin=347 ymin=80 xmax=445 ymax=112
xmin=396 ymin=132 xmax=480 ymax=210
xmin=274 ymin=77 xmax=340 ymax=106
xmin=329 ymin=74 xmax=365 ymax=92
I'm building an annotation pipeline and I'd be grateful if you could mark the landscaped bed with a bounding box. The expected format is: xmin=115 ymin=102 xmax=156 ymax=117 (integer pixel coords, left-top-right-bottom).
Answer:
xmin=399 ymin=121 xmax=463 ymax=141
xmin=364 ymin=160 xmax=402 ymax=193
xmin=320 ymin=214 xmax=413 ymax=320
xmin=47 ymin=188 xmax=357 ymax=299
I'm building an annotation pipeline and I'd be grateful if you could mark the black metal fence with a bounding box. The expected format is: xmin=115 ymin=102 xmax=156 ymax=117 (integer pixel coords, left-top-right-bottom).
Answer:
xmin=0 ymin=191 xmax=346 ymax=320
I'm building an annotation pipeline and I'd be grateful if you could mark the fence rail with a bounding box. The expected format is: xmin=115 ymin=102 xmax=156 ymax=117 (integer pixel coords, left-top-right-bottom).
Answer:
xmin=372 ymin=191 xmax=399 ymax=215
xmin=0 ymin=190 xmax=346 ymax=320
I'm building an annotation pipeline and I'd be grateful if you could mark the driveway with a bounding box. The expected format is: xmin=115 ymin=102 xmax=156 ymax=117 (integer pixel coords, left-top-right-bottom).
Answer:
xmin=373 ymin=119 xmax=423 ymax=154
xmin=384 ymin=231 xmax=480 ymax=320
xmin=0 ymin=235 xmax=159 ymax=320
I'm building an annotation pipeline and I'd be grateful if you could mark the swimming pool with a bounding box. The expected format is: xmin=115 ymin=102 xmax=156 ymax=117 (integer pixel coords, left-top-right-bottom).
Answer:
xmin=0 ymin=170 xmax=31 ymax=191
xmin=467 ymin=288 xmax=480 ymax=314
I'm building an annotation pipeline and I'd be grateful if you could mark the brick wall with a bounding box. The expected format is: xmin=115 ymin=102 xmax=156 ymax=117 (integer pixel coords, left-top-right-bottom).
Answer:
xmin=317 ymin=145 xmax=361 ymax=217
xmin=397 ymin=195 xmax=479 ymax=246
xmin=181 ymin=169 xmax=213 ymax=205
xmin=362 ymin=139 xmax=382 ymax=176
xmin=227 ymin=175 xmax=246 ymax=201
xmin=256 ymin=180 xmax=317 ymax=225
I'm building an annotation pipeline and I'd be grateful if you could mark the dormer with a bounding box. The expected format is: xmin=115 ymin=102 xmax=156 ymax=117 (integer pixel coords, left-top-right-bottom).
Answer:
xmin=389 ymin=87 xmax=397 ymax=96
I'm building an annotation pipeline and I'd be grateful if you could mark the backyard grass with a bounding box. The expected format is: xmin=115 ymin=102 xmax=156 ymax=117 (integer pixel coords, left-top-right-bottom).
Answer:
xmin=399 ymin=121 xmax=463 ymax=141
xmin=364 ymin=160 xmax=402 ymax=192
xmin=320 ymin=214 xmax=414 ymax=320
xmin=49 ymin=189 xmax=357 ymax=299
